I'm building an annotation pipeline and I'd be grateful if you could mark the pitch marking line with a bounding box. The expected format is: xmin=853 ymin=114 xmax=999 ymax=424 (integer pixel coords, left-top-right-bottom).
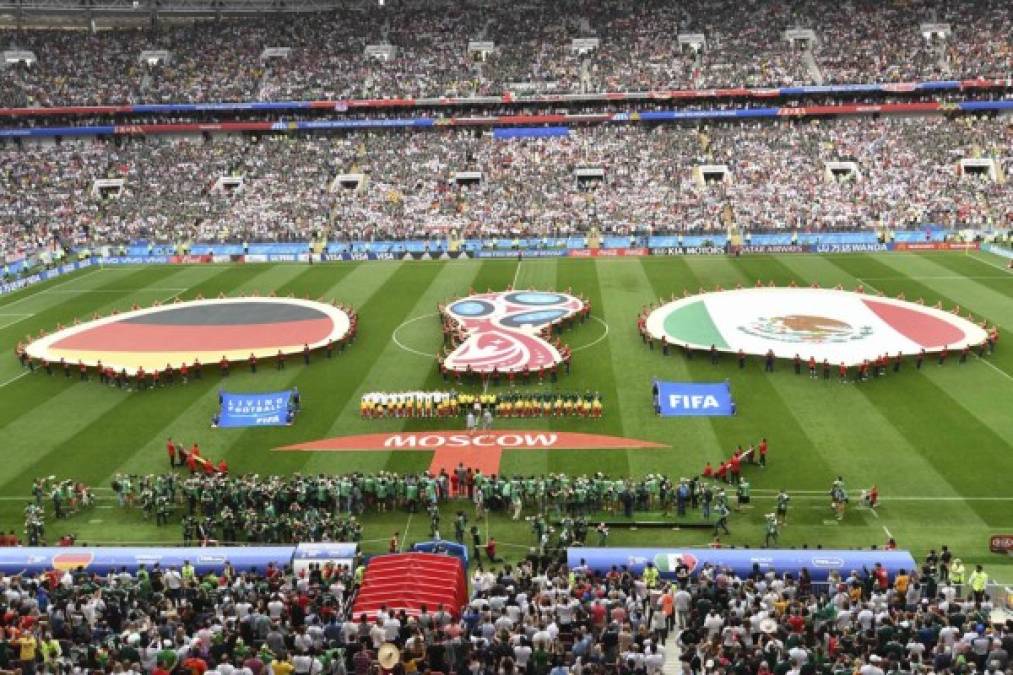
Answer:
xmin=401 ymin=511 xmax=413 ymax=553
xmin=42 ymin=287 xmax=188 ymax=294
xmin=392 ymin=312 xmax=438 ymax=358
xmin=859 ymin=275 xmax=1012 ymax=281
xmin=0 ymin=267 xmax=104 ymax=310
xmin=512 ymin=259 xmax=522 ymax=290
xmin=855 ymin=277 xmax=882 ymax=295
xmin=0 ymin=372 xmax=29 ymax=389
xmin=883 ymin=525 xmax=893 ymax=539
xmin=0 ymin=314 xmax=33 ymax=331
xmin=974 ymin=355 xmax=1013 ymax=382
xmin=965 ymin=252 xmax=1012 ymax=274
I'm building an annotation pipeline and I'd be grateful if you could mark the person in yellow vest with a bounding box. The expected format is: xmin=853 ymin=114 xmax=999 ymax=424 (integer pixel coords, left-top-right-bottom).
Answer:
xmin=949 ymin=558 xmax=966 ymax=596
xmin=39 ymin=633 xmax=62 ymax=667
xmin=591 ymin=396 xmax=603 ymax=418
xmin=968 ymin=564 xmax=988 ymax=604
xmin=642 ymin=562 xmax=660 ymax=589
xmin=181 ymin=561 xmax=196 ymax=587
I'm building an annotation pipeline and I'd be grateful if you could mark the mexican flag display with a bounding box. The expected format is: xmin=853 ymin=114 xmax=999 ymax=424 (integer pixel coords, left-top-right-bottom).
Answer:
xmin=645 ymin=288 xmax=988 ymax=366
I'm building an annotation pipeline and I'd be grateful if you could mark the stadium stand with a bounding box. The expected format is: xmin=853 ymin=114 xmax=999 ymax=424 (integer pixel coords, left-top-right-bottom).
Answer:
xmin=0 ymin=0 xmax=1010 ymax=107
xmin=1 ymin=117 xmax=1009 ymax=264
xmin=0 ymin=544 xmax=1005 ymax=675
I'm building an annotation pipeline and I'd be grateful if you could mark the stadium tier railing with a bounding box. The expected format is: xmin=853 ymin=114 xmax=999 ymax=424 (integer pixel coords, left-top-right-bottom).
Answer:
xmin=0 ymin=78 xmax=1009 ymax=119
xmin=3 ymin=99 xmax=1013 ymax=139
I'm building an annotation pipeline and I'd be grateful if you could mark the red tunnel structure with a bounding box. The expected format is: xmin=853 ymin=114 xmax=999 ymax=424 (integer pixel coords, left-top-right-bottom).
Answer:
xmin=350 ymin=553 xmax=467 ymax=619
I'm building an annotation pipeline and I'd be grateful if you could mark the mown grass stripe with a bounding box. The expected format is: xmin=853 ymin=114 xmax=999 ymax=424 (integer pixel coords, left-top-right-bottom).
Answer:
xmin=0 ymin=264 xmax=290 ymax=496
xmin=385 ymin=259 xmax=520 ymax=475
xmin=102 ymin=263 xmax=368 ymax=479
xmin=291 ymin=261 xmax=472 ymax=476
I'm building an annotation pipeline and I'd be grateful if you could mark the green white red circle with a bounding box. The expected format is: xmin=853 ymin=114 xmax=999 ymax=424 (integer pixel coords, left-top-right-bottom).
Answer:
xmin=645 ymin=288 xmax=988 ymax=366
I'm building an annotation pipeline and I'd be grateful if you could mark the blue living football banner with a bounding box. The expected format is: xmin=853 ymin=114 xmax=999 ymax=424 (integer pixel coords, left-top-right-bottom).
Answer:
xmin=219 ymin=390 xmax=294 ymax=427
xmin=653 ymin=380 xmax=735 ymax=416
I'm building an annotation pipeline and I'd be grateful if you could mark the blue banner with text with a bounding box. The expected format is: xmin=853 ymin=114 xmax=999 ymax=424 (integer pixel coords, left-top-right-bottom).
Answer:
xmin=218 ymin=390 xmax=295 ymax=428
xmin=653 ymin=380 xmax=735 ymax=417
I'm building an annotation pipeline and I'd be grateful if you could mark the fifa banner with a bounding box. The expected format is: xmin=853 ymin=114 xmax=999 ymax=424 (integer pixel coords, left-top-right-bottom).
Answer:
xmin=568 ymin=548 xmax=917 ymax=582
xmin=218 ymin=390 xmax=295 ymax=428
xmin=653 ymin=380 xmax=735 ymax=417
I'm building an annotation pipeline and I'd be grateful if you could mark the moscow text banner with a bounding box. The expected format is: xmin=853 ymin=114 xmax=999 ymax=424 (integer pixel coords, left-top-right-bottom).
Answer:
xmin=653 ymin=380 xmax=735 ymax=417
xmin=218 ymin=390 xmax=294 ymax=428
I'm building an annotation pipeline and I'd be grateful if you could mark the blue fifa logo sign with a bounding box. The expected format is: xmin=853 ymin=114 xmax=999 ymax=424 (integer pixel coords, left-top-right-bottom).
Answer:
xmin=654 ymin=380 xmax=735 ymax=417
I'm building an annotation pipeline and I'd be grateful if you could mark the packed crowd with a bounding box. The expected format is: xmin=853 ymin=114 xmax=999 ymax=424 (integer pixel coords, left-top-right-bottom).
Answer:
xmin=1 ymin=0 xmax=1010 ymax=108
xmin=2 ymin=115 xmax=1009 ymax=262
xmin=0 ymin=532 xmax=1005 ymax=675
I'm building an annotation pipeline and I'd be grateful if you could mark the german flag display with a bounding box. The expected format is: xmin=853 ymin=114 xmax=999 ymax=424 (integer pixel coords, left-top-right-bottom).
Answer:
xmin=25 ymin=298 xmax=352 ymax=372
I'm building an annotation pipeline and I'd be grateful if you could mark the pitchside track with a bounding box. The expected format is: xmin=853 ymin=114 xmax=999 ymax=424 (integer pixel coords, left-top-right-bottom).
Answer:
xmin=0 ymin=253 xmax=1010 ymax=576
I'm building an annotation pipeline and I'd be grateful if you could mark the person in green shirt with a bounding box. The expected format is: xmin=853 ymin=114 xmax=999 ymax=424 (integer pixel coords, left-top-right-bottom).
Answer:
xmin=776 ymin=490 xmax=791 ymax=525
xmin=736 ymin=479 xmax=751 ymax=512
xmin=764 ymin=513 xmax=779 ymax=548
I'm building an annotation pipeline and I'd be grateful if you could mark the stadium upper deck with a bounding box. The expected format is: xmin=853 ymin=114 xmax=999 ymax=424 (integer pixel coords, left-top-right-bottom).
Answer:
xmin=1 ymin=0 xmax=1010 ymax=108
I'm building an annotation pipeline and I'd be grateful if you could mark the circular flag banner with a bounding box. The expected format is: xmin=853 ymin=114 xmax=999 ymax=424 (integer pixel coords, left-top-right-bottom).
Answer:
xmin=26 ymin=298 xmax=352 ymax=372
xmin=644 ymin=288 xmax=988 ymax=366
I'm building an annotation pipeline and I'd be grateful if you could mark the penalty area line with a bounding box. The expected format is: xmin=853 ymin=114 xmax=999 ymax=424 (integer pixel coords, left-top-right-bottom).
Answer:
xmin=965 ymin=252 xmax=1013 ymax=274
xmin=975 ymin=354 xmax=1013 ymax=382
xmin=882 ymin=525 xmax=893 ymax=539
xmin=0 ymin=267 xmax=103 ymax=310
xmin=0 ymin=372 xmax=29 ymax=389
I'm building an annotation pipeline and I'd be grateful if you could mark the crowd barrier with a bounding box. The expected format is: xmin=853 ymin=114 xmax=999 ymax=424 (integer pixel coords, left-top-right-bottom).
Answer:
xmin=0 ymin=542 xmax=358 ymax=575
xmin=3 ymin=100 xmax=1012 ymax=139
xmin=0 ymin=77 xmax=1008 ymax=120
xmin=567 ymin=547 xmax=918 ymax=582
xmin=2 ymin=238 xmax=995 ymax=299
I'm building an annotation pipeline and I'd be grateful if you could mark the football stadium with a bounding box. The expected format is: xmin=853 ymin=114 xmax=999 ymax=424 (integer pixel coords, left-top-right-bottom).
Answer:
xmin=0 ymin=0 xmax=1012 ymax=672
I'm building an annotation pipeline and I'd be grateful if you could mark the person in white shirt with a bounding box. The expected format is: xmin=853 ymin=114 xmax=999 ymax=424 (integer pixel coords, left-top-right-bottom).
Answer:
xmin=383 ymin=616 xmax=401 ymax=642
xmin=703 ymin=610 xmax=724 ymax=639
xmin=644 ymin=643 xmax=665 ymax=675
xmin=513 ymin=637 xmax=533 ymax=670
xmin=267 ymin=596 xmax=286 ymax=620
xmin=369 ymin=619 xmax=386 ymax=648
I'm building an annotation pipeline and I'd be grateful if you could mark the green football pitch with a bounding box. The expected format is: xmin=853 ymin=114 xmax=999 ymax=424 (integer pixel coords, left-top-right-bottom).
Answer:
xmin=1 ymin=251 xmax=1011 ymax=579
